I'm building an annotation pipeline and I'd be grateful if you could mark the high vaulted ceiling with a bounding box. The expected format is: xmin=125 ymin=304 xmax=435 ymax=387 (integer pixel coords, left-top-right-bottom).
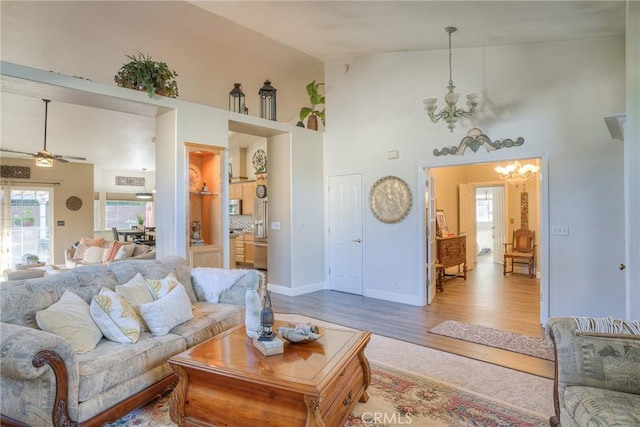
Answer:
xmin=193 ymin=1 xmax=626 ymax=59
xmin=0 ymin=1 xmax=626 ymax=171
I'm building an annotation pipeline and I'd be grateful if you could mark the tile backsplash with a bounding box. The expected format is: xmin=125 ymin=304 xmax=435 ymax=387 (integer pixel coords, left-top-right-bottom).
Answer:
xmin=230 ymin=215 xmax=254 ymax=230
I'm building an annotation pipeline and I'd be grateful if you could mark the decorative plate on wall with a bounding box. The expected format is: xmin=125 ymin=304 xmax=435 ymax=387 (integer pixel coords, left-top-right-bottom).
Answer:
xmin=65 ymin=196 xmax=83 ymax=211
xmin=252 ymin=149 xmax=267 ymax=173
xmin=369 ymin=176 xmax=413 ymax=224
xmin=189 ymin=164 xmax=202 ymax=193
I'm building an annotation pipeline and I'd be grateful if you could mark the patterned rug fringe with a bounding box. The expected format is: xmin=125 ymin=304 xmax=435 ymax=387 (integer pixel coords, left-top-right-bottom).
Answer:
xmin=572 ymin=316 xmax=640 ymax=335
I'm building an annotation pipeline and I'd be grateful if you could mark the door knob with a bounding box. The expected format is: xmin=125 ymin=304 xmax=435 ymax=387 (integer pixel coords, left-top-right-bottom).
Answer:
xmin=353 ymin=238 xmax=361 ymax=243
xmin=619 ymin=263 xmax=626 ymax=271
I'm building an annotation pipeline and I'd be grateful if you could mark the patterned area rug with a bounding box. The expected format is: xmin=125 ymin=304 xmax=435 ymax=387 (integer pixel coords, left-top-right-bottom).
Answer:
xmin=428 ymin=320 xmax=554 ymax=361
xmin=106 ymin=363 xmax=546 ymax=427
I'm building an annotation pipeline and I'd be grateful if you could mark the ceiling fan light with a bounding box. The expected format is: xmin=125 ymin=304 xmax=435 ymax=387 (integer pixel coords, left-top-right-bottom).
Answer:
xmin=35 ymin=156 xmax=53 ymax=167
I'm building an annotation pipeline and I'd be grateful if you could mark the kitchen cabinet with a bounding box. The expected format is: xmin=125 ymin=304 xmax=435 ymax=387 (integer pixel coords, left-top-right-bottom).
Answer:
xmin=241 ymin=182 xmax=256 ymax=215
xmin=235 ymin=233 xmax=245 ymax=264
xmin=187 ymin=145 xmax=222 ymax=268
xmin=229 ymin=236 xmax=237 ymax=269
xmin=244 ymin=233 xmax=254 ymax=265
xmin=230 ymin=182 xmax=243 ymax=200
xmin=229 ymin=181 xmax=256 ymax=215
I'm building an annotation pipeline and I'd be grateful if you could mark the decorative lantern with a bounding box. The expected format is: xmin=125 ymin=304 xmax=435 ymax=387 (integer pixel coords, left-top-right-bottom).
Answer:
xmin=258 ymin=290 xmax=276 ymax=341
xmin=258 ymin=80 xmax=277 ymax=121
xmin=229 ymin=83 xmax=245 ymax=114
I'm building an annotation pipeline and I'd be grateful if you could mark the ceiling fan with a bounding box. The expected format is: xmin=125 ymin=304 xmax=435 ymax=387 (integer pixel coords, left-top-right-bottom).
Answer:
xmin=0 ymin=99 xmax=87 ymax=167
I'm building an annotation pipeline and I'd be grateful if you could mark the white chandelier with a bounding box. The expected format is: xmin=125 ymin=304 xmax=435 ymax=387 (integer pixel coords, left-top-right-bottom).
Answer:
xmin=423 ymin=27 xmax=479 ymax=132
xmin=495 ymin=161 xmax=539 ymax=188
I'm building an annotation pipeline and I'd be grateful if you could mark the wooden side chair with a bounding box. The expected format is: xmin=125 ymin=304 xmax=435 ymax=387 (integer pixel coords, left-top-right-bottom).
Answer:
xmin=112 ymin=227 xmax=120 ymax=241
xmin=503 ymin=228 xmax=536 ymax=277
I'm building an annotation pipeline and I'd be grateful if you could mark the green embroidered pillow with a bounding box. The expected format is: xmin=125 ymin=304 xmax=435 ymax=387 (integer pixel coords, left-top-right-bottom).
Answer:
xmin=146 ymin=272 xmax=180 ymax=300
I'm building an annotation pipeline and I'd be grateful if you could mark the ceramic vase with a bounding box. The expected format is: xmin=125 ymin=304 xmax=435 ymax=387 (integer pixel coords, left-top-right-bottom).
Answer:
xmin=307 ymin=114 xmax=318 ymax=131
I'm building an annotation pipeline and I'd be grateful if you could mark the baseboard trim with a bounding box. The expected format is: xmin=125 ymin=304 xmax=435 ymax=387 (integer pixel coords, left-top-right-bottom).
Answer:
xmin=268 ymin=281 xmax=325 ymax=297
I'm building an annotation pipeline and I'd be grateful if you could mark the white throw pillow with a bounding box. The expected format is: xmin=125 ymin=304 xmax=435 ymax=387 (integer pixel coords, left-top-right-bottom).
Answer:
xmin=146 ymin=272 xmax=180 ymax=300
xmin=140 ymin=284 xmax=193 ymax=336
xmin=82 ymin=246 xmax=105 ymax=264
xmin=36 ymin=290 xmax=103 ymax=353
xmin=90 ymin=287 xmax=141 ymax=344
xmin=116 ymin=273 xmax=153 ymax=331
xmin=114 ymin=243 xmax=136 ymax=260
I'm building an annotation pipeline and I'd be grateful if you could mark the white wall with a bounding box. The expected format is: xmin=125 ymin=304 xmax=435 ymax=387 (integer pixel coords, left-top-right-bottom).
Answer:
xmin=324 ymin=38 xmax=626 ymax=317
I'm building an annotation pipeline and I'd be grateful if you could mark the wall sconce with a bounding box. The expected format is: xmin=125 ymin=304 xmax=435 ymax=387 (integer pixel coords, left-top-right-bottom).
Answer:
xmin=259 ymin=80 xmax=277 ymax=121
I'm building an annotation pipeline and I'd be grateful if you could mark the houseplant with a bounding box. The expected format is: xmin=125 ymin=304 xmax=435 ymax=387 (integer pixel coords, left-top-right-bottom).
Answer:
xmin=114 ymin=51 xmax=179 ymax=98
xmin=299 ymin=80 xmax=325 ymax=130
xmin=136 ymin=213 xmax=145 ymax=229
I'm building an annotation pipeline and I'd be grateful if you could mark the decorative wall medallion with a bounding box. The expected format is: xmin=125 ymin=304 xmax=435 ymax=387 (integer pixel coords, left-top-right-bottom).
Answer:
xmin=433 ymin=128 xmax=525 ymax=156
xmin=1 ymin=165 xmax=30 ymax=179
xmin=252 ymin=149 xmax=267 ymax=173
xmin=65 ymin=196 xmax=83 ymax=211
xmin=369 ymin=176 xmax=413 ymax=224
xmin=189 ymin=164 xmax=202 ymax=193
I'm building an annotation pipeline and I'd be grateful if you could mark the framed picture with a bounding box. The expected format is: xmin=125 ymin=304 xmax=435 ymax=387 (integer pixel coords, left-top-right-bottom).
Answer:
xmin=436 ymin=209 xmax=448 ymax=234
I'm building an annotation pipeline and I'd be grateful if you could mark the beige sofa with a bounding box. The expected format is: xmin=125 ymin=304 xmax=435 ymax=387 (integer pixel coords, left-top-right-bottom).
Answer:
xmin=0 ymin=256 xmax=263 ymax=426
xmin=65 ymin=241 xmax=156 ymax=268
xmin=546 ymin=317 xmax=640 ymax=427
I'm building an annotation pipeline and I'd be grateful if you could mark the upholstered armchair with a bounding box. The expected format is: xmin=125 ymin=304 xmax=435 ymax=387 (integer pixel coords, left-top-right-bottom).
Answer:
xmin=546 ymin=317 xmax=640 ymax=426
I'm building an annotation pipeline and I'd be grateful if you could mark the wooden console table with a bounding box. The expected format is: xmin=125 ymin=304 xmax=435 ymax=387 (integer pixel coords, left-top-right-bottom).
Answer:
xmin=436 ymin=235 xmax=467 ymax=280
xmin=168 ymin=321 xmax=371 ymax=427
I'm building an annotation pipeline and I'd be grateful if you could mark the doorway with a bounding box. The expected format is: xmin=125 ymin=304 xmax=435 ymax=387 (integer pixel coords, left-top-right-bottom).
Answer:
xmin=1 ymin=186 xmax=53 ymax=270
xmin=423 ymin=156 xmax=546 ymax=324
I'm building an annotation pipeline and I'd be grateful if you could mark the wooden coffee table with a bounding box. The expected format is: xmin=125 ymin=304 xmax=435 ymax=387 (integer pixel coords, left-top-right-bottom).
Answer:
xmin=168 ymin=321 xmax=371 ymax=427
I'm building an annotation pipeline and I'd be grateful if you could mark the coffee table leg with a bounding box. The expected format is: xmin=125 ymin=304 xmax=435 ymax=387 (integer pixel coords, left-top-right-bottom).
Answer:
xmin=358 ymin=349 xmax=371 ymax=403
xmin=304 ymin=395 xmax=325 ymax=427
xmin=169 ymin=365 xmax=188 ymax=425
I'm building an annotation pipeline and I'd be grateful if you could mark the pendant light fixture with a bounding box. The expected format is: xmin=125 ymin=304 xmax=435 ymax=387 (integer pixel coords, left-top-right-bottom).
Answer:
xmin=423 ymin=27 xmax=480 ymax=132
xmin=135 ymin=168 xmax=153 ymax=200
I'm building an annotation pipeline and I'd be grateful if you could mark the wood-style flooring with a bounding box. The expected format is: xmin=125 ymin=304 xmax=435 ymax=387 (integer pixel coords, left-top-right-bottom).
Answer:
xmin=270 ymin=255 xmax=554 ymax=379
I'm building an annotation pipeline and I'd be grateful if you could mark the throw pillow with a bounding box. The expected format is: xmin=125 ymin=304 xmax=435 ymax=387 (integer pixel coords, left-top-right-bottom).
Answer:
xmin=114 ymin=243 xmax=136 ymax=260
xmin=80 ymin=236 xmax=105 ymax=247
xmin=102 ymin=241 xmax=125 ymax=264
xmin=146 ymin=272 xmax=180 ymax=300
xmin=82 ymin=246 xmax=105 ymax=264
xmin=140 ymin=284 xmax=193 ymax=336
xmin=90 ymin=287 xmax=141 ymax=344
xmin=116 ymin=273 xmax=153 ymax=331
xmin=35 ymin=290 xmax=103 ymax=353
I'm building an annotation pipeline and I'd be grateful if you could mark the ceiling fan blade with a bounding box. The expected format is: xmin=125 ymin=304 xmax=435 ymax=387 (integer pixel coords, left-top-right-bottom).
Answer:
xmin=0 ymin=148 xmax=36 ymax=156
xmin=53 ymin=157 xmax=69 ymax=163
xmin=58 ymin=154 xmax=87 ymax=161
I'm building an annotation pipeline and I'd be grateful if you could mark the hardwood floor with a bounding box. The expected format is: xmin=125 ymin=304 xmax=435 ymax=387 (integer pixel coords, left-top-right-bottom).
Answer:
xmin=270 ymin=255 xmax=554 ymax=379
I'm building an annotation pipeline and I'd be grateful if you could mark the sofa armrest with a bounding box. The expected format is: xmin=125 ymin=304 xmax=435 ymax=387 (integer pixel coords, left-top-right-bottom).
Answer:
xmin=1 ymin=322 xmax=80 ymax=425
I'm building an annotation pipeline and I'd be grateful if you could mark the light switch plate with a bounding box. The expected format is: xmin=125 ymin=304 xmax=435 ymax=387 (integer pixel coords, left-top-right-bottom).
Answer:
xmin=551 ymin=225 xmax=569 ymax=236
xmin=271 ymin=221 xmax=280 ymax=230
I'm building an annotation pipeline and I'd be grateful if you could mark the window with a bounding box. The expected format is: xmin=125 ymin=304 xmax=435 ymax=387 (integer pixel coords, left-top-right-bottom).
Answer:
xmin=476 ymin=190 xmax=493 ymax=222
xmin=1 ymin=187 xmax=52 ymax=269
xmin=105 ymin=200 xmax=153 ymax=229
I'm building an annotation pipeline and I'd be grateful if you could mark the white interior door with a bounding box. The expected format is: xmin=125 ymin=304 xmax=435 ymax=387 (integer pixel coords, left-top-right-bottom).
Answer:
xmin=328 ymin=174 xmax=363 ymax=295
xmin=492 ymin=186 xmax=506 ymax=264
xmin=459 ymin=183 xmax=476 ymax=270
xmin=427 ymin=170 xmax=437 ymax=304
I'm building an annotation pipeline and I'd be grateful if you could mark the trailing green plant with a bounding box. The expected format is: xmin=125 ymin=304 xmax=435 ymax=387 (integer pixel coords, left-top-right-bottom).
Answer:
xmin=114 ymin=51 xmax=179 ymax=98
xmin=136 ymin=213 xmax=145 ymax=226
xmin=299 ymin=80 xmax=325 ymax=126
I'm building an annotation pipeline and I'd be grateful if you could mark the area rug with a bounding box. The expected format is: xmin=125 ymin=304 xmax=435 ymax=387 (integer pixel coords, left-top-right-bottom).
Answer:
xmin=428 ymin=320 xmax=554 ymax=361
xmin=106 ymin=362 xmax=546 ymax=427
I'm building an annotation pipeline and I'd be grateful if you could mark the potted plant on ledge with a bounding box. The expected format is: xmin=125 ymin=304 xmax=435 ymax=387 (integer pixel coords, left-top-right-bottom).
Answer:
xmin=114 ymin=51 xmax=179 ymax=98
xmin=299 ymin=80 xmax=325 ymax=130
